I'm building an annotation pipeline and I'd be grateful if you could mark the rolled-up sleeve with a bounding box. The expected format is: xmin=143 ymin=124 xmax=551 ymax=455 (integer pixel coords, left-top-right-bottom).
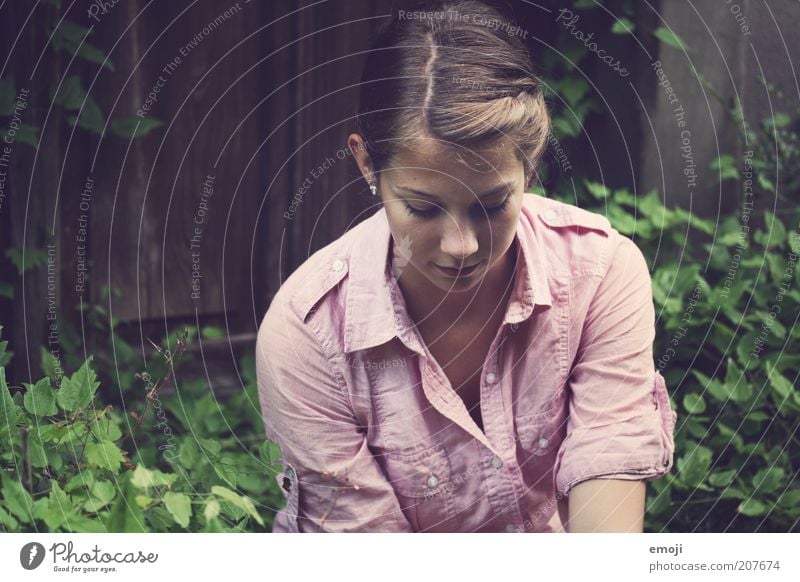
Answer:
xmin=554 ymin=236 xmax=677 ymax=497
xmin=255 ymin=297 xmax=413 ymax=532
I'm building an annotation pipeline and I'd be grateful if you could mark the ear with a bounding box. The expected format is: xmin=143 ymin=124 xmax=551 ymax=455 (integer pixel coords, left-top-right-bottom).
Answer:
xmin=347 ymin=133 xmax=374 ymax=181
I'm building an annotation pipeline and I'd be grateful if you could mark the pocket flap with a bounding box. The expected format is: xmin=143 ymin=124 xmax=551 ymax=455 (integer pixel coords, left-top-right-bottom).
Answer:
xmin=383 ymin=444 xmax=452 ymax=498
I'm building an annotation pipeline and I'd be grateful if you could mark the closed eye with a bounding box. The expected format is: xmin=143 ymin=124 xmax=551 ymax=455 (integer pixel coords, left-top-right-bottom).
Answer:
xmin=403 ymin=194 xmax=512 ymax=219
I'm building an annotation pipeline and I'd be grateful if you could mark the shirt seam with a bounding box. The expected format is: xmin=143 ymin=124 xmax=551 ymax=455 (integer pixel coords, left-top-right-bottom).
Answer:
xmin=304 ymin=310 xmax=358 ymax=420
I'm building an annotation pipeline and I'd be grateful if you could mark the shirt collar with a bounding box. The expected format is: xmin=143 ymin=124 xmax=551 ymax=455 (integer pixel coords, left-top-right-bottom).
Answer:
xmin=343 ymin=196 xmax=553 ymax=354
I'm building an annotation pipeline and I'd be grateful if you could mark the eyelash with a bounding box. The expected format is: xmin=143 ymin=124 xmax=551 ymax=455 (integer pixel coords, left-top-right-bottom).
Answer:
xmin=403 ymin=195 xmax=511 ymax=219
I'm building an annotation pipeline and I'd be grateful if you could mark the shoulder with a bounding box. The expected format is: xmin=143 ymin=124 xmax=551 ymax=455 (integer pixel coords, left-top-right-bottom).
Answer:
xmin=524 ymin=193 xmax=615 ymax=235
xmin=521 ymin=193 xmax=626 ymax=278
xmin=257 ymin=213 xmax=376 ymax=354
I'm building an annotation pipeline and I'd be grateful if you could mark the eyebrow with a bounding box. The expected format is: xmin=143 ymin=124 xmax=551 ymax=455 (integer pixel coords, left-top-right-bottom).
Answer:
xmin=394 ymin=181 xmax=515 ymax=201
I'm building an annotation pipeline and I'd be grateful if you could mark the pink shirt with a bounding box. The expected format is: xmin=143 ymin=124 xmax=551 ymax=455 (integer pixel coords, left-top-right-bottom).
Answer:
xmin=256 ymin=193 xmax=677 ymax=533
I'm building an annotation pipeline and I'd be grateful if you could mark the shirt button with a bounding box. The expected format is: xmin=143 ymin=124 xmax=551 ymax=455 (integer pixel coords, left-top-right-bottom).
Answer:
xmin=538 ymin=437 xmax=549 ymax=448
xmin=332 ymin=258 xmax=345 ymax=272
xmin=491 ymin=455 xmax=503 ymax=469
xmin=485 ymin=372 xmax=497 ymax=384
xmin=505 ymin=524 xmax=517 ymax=533
xmin=426 ymin=474 xmax=439 ymax=489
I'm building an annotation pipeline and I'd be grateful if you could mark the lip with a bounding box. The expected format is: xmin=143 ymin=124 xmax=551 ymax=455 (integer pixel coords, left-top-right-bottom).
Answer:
xmin=434 ymin=261 xmax=482 ymax=278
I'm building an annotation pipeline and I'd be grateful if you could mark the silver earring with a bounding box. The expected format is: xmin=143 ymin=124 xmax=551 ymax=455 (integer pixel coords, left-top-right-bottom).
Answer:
xmin=369 ymin=182 xmax=377 ymax=196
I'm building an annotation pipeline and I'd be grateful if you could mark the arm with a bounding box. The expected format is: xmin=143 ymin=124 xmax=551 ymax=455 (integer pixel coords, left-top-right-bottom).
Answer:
xmin=256 ymin=296 xmax=413 ymax=532
xmin=566 ymin=479 xmax=645 ymax=532
xmin=553 ymin=235 xmax=676 ymax=524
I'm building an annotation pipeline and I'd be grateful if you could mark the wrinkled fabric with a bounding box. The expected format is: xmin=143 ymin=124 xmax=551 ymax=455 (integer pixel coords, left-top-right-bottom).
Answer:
xmin=256 ymin=193 xmax=677 ymax=533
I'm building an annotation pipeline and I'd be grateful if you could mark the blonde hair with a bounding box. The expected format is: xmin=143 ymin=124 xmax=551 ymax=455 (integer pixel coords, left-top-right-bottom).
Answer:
xmin=356 ymin=0 xmax=551 ymax=185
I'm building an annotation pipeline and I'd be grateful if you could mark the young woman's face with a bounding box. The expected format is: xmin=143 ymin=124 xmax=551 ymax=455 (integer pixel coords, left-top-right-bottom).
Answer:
xmin=377 ymin=137 xmax=526 ymax=293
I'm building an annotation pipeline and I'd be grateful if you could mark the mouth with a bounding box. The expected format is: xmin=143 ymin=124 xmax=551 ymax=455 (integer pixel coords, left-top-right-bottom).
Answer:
xmin=433 ymin=261 xmax=482 ymax=278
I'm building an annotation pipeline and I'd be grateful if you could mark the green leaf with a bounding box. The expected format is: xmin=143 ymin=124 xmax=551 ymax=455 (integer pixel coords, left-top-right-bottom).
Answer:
xmin=607 ymin=205 xmax=637 ymax=235
xmin=4 ymin=247 xmax=48 ymax=274
xmin=0 ymin=505 xmax=19 ymax=530
xmin=130 ymin=464 xmax=177 ymax=489
xmin=213 ymin=459 xmax=237 ymax=488
xmin=0 ymin=281 xmax=13 ymax=300
xmin=584 ymin=180 xmax=610 ymax=200
xmin=200 ymin=326 xmax=226 ymax=340
xmin=110 ymin=117 xmax=163 ymax=139
xmin=753 ymin=466 xmax=785 ymax=494
xmin=757 ymin=173 xmax=775 ymax=193
xmin=0 ymin=368 xmax=20 ymax=434
xmin=764 ymin=112 xmax=791 ymax=131
xmin=75 ymin=42 xmax=114 ymax=71
xmin=50 ymin=21 xmax=114 ymax=71
xmin=654 ymin=27 xmax=689 ymax=51
xmin=164 ymin=492 xmax=192 ymax=528
xmin=23 ymin=378 xmax=57 ymax=416
xmin=682 ymin=392 xmax=706 ymax=414
xmin=768 ymin=364 xmax=795 ymax=400
xmin=560 ymin=78 xmax=590 ymax=107
xmin=40 ymin=346 xmax=61 ymax=380
xmin=89 ymin=414 xmax=122 ymax=442
xmin=723 ymin=358 xmax=752 ymax=403
xmin=67 ymin=95 xmax=105 ymax=134
xmin=708 ymin=469 xmax=737 ymax=487
xmin=51 ymin=75 xmax=86 ymax=111
xmin=552 ymin=116 xmax=581 ymax=138
xmin=611 ymin=17 xmax=635 ymax=34
xmin=91 ymin=480 xmax=117 ymax=505
xmin=1 ymin=473 xmax=34 ymax=524
xmin=27 ymin=432 xmax=48 ymax=468
xmin=47 ymin=481 xmax=72 ymax=527
xmin=56 ymin=356 xmax=100 ymax=412
xmin=737 ymin=498 xmax=768 ymax=517
xmin=85 ymin=440 xmax=125 ymax=472
xmin=204 ymin=499 xmax=220 ymax=521
xmin=211 ymin=485 xmax=264 ymax=526
xmin=1 ymin=123 xmax=39 ymax=147
xmin=764 ymin=210 xmax=787 ymax=247
xmin=709 ymin=154 xmax=739 ymax=181
xmin=54 ymin=20 xmax=90 ymax=43
xmin=0 ymin=77 xmax=16 ymax=116
xmin=135 ymin=495 xmax=153 ymax=509
xmin=178 ymin=438 xmax=200 ymax=469
xmin=105 ymin=474 xmax=146 ymax=532
xmin=64 ymin=471 xmax=94 ymax=493
xmin=260 ymin=440 xmax=282 ymax=465
xmin=676 ymin=444 xmax=713 ymax=488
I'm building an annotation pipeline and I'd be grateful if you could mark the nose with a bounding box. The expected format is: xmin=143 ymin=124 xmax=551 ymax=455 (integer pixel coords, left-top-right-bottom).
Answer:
xmin=440 ymin=215 xmax=479 ymax=264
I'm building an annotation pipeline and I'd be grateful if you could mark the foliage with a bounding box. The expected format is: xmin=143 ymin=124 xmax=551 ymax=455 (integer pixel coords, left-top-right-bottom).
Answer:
xmin=0 ymin=325 xmax=284 ymax=532
xmin=538 ymin=0 xmax=799 ymax=532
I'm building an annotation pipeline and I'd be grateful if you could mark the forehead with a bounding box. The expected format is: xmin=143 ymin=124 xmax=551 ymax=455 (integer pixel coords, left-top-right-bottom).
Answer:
xmin=388 ymin=136 xmax=521 ymax=178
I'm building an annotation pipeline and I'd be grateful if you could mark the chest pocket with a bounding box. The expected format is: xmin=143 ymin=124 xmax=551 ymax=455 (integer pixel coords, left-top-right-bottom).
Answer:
xmin=516 ymin=401 xmax=568 ymax=458
xmin=381 ymin=443 xmax=458 ymax=532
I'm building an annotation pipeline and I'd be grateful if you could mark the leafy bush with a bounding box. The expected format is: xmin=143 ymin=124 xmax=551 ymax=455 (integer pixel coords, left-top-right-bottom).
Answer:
xmin=0 ymin=325 xmax=284 ymax=532
xmin=536 ymin=0 xmax=799 ymax=531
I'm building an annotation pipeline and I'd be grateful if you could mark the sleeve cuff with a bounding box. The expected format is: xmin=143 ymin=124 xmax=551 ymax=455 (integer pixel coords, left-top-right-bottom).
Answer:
xmin=554 ymin=371 xmax=677 ymax=497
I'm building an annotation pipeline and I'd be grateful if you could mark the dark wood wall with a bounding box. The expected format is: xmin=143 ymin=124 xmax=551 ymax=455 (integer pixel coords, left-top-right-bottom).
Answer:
xmin=0 ymin=0 xmax=403 ymax=385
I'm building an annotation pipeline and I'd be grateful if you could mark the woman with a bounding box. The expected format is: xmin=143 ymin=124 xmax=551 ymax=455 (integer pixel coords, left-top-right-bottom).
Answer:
xmin=256 ymin=0 xmax=676 ymax=533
